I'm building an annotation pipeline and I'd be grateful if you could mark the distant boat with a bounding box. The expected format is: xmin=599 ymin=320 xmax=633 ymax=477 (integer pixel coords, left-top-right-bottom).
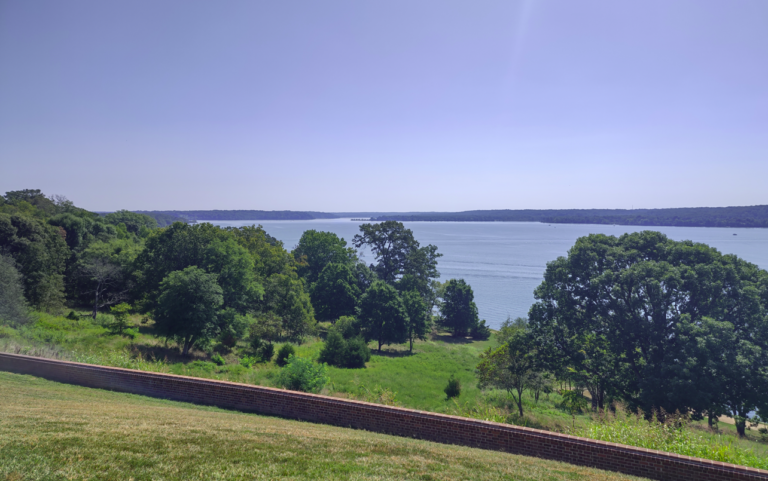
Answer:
xmin=734 ymin=233 xmax=738 ymax=236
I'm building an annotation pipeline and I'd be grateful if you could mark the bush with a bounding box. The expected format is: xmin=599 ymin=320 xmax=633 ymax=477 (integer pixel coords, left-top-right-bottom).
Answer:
xmin=318 ymin=329 xmax=346 ymax=366
xmin=335 ymin=315 xmax=361 ymax=339
xmin=275 ymin=343 xmax=295 ymax=367
xmin=66 ymin=311 xmax=79 ymax=321
xmin=108 ymin=303 xmax=132 ymax=336
xmin=211 ymin=353 xmax=225 ymax=366
xmin=444 ymin=374 xmax=461 ymax=399
xmin=123 ymin=328 xmax=138 ymax=340
xmin=275 ymin=355 xmax=329 ymax=393
xmin=257 ymin=342 xmax=275 ymax=363
xmin=240 ymin=356 xmax=258 ymax=368
xmin=343 ymin=336 xmax=371 ymax=368
xmin=318 ymin=329 xmax=371 ymax=368
xmin=471 ymin=319 xmax=491 ymax=340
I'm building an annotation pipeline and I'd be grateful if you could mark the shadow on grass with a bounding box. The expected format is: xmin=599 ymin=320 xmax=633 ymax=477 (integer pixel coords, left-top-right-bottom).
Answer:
xmin=431 ymin=333 xmax=474 ymax=345
xmin=371 ymin=348 xmax=416 ymax=358
xmin=132 ymin=344 xmax=205 ymax=364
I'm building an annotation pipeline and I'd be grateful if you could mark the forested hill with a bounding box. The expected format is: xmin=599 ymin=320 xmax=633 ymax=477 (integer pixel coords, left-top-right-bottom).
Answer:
xmin=134 ymin=210 xmax=340 ymax=223
xmin=132 ymin=205 xmax=768 ymax=228
xmin=372 ymin=205 xmax=768 ymax=228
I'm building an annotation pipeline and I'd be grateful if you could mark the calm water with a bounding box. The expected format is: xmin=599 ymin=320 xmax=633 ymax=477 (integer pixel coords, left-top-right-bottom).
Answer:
xmin=208 ymin=219 xmax=768 ymax=329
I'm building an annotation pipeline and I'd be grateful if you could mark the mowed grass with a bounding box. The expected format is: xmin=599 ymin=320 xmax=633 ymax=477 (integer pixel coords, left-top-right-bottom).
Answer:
xmin=0 ymin=372 xmax=648 ymax=481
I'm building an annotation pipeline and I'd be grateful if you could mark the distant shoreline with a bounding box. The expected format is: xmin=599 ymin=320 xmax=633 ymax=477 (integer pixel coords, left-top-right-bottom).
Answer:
xmin=131 ymin=205 xmax=768 ymax=229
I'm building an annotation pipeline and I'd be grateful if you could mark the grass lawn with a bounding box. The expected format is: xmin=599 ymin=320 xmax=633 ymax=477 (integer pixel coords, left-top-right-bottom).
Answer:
xmin=0 ymin=372 xmax=649 ymax=481
xmin=3 ymin=310 xmax=768 ymax=470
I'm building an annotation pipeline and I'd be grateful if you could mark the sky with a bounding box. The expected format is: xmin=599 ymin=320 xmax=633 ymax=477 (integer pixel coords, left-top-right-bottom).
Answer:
xmin=1 ymin=1 xmax=766 ymax=212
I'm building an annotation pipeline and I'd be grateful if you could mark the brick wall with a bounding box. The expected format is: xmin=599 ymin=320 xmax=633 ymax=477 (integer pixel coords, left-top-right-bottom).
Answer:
xmin=1 ymin=352 xmax=766 ymax=481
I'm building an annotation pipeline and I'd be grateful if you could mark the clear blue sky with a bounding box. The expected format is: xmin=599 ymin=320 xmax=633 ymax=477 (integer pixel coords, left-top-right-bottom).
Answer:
xmin=1 ymin=1 xmax=766 ymax=212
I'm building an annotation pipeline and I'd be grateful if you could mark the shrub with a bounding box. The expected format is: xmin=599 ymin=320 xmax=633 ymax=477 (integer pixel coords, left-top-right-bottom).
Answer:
xmin=211 ymin=353 xmax=225 ymax=366
xmin=318 ymin=329 xmax=371 ymax=368
xmin=257 ymin=342 xmax=275 ymax=363
xmin=318 ymin=329 xmax=346 ymax=366
xmin=189 ymin=360 xmax=215 ymax=373
xmin=240 ymin=356 xmax=258 ymax=368
xmin=343 ymin=336 xmax=371 ymax=368
xmin=444 ymin=374 xmax=461 ymax=399
xmin=108 ymin=303 xmax=132 ymax=335
xmin=250 ymin=335 xmax=263 ymax=352
xmin=275 ymin=355 xmax=329 ymax=393
xmin=123 ymin=328 xmax=138 ymax=340
xmin=335 ymin=315 xmax=361 ymax=339
xmin=470 ymin=319 xmax=491 ymax=340
xmin=66 ymin=311 xmax=79 ymax=321
xmin=275 ymin=343 xmax=295 ymax=366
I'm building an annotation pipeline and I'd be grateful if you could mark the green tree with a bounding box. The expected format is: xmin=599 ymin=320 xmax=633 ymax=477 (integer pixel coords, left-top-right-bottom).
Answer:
xmin=353 ymin=221 xmax=441 ymax=285
xmin=318 ymin=329 xmax=347 ymax=366
xmin=476 ymin=329 xmax=537 ymax=417
xmin=0 ymin=254 xmax=30 ymax=326
xmin=357 ymin=281 xmax=409 ymax=352
xmin=133 ymin=223 xmax=262 ymax=315
xmin=263 ymin=274 xmax=315 ymax=341
xmin=293 ymin=230 xmax=356 ymax=284
xmin=0 ymin=213 xmax=68 ymax=311
xmin=311 ymin=262 xmax=360 ymax=322
xmin=439 ymin=279 xmax=479 ymax=337
xmin=153 ymin=266 xmax=224 ymax=356
xmin=528 ymin=231 xmax=768 ymax=421
xmin=108 ymin=302 xmax=132 ymax=336
xmin=401 ymin=290 xmax=430 ymax=352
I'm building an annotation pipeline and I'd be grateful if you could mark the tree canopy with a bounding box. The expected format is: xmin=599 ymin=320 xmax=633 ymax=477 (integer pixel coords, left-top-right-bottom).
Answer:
xmin=357 ymin=280 xmax=409 ymax=352
xmin=528 ymin=231 xmax=768 ymax=435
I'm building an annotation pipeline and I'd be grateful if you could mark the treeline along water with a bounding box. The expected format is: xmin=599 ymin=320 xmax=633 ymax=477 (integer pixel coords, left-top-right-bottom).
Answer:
xmin=208 ymin=219 xmax=768 ymax=330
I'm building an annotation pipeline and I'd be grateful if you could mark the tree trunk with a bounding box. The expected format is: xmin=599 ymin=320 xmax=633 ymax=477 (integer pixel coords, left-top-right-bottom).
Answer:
xmin=182 ymin=336 xmax=195 ymax=357
xmin=409 ymin=336 xmax=413 ymax=353
xmin=515 ymin=388 xmax=524 ymax=417
xmin=735 ymin=412 xmax=747 ymax=437
xmin=707 ymin=411 xmax=717 ymax=430
xmin=92 ymin=282 xmax=101 ymax=319
xmin=378 ymin=340 xmax=382 ymax=353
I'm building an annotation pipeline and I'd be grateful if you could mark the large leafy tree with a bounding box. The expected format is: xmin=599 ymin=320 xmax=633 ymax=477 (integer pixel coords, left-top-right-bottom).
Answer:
xmin=353 ymin=221 xmax=441 ymax=286
xmin=263 ymin=274 xmax=315 ymax=341
xmin=0 ymin=213 xmax=68 ymax=311
xmin=439 ymin=279 xmax=480 ymax=337
xmin=154 ymin=266 xmax=223 ymax=356
xmin=357 ymin=280 xmax=409 ymax=352
xmin=133 ymin=222 xmax=262 ymax=314
xmin=311 ymin=262 xmax=360 ymax=322
xmin=401 ymin=290 xmax=430 ymax=352
xmin=529 ymin=231 xmax=768 ymax=428
xmin=476 ymin=328 xmax=537 ymax=417
xmin=0 ymin=254 xmax=30 ymax=326
xmin=293 ymin=230 xmax=356 ymax=284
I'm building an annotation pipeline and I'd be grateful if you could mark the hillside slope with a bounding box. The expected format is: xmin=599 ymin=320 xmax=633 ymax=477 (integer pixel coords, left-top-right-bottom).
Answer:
xmin=0 ymin=372 xmax=646 ymax=481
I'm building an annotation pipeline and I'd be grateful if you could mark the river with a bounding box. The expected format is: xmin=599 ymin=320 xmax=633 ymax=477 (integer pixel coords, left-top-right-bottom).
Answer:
xmin=207 ymin=219 xmax=768 ymax=329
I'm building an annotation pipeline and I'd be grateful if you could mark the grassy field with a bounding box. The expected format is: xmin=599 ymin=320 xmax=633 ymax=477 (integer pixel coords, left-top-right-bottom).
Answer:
xmin=2 ymin=310 xmax=768 ymax=468
xmin=0 ymin=372 xmax=649 ymax=481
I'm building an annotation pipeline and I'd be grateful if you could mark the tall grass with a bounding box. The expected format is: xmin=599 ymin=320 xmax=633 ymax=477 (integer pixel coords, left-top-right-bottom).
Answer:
xmin=576 ymin=406 xmax=768 ymax=470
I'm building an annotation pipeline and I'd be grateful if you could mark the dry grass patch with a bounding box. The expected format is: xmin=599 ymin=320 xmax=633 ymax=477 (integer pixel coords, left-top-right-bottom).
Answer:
xmin=0 ymin=372 xmax=647 ymax=481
